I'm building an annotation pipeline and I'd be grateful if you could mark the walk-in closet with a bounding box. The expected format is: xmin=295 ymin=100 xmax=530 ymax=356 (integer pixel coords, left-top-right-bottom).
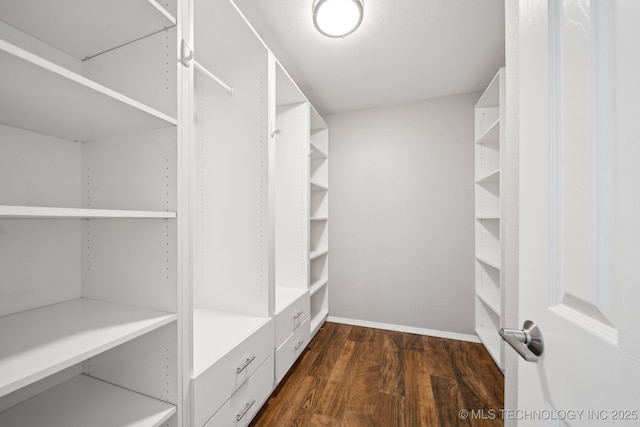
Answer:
xmin=7 ymin=0 xmax=633 ymax=426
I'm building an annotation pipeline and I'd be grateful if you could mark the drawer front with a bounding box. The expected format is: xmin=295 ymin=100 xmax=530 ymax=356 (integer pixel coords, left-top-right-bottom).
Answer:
xmin=204 ymin=355 xmax=275 ymax=427
xmin=275 ymin=292 xmax=310 ymax=347
xmin=275 ymin=315 xmax=310 ymax=384
xmin=193 ymin=319 xmax=274 ymax=427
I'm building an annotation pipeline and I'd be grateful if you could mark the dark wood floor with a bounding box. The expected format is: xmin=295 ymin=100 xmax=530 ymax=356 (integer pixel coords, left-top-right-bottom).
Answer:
xmin=250 ymin=322 xmax=504 ymax=427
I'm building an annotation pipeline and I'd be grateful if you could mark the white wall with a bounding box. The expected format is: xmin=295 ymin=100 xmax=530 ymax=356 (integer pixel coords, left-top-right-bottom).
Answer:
xmin=326 ymin=92 xmax=478 ymax=336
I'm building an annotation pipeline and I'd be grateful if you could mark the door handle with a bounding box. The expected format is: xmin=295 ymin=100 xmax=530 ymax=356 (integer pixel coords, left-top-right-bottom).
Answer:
xmin=500 ymin=320 xmax=544 ymax=362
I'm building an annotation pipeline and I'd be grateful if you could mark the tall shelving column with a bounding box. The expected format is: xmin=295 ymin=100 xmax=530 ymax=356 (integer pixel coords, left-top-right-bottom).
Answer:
xmin=309 ymin=110 xmax=329 ymax=339
xmin=474 ymin=68 xmax=505 ymax=370
xmin=272 ymin=60 xmax=312 ymax=384
xmin=0 ymin=0 xmax=182 ymax=425
xmin=189 ymin=0 xmax=274 ymax=426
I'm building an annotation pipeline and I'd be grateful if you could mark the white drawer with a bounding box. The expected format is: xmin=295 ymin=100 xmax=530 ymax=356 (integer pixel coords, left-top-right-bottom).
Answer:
xmin=275 ymin=315 xmax=310 ymax=384
xmin=204 ymin=355 xmax=275 ymax=427
xmin=193 ymin=319 xmax=274 ymax=427
xmin=274 ymin=291 xmax=310 ymax=347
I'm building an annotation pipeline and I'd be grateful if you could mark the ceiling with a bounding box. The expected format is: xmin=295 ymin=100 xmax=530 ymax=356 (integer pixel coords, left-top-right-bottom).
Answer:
xmin=233 ymin=0 xmax=505 ymax=115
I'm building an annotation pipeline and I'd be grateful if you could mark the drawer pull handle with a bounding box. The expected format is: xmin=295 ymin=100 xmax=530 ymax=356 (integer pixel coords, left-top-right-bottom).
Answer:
xmin=236 ymin=355 xmax=256 ymax=373
xmin=236 ymin=399 xmax=256 ymax=421
xmin=293 ymin=310 xmax=304 ymax=319
xmin=294 ymin=340 xmax=305 ymax=350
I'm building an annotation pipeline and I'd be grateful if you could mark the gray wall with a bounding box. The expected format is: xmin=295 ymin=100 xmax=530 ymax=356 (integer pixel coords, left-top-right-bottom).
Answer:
xmin=326 ymin=92 xmax=478 ymax=335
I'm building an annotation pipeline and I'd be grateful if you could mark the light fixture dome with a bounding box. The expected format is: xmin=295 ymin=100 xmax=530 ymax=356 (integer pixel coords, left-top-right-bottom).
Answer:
xmin=313 ymin=0 xmax=364 ymax=38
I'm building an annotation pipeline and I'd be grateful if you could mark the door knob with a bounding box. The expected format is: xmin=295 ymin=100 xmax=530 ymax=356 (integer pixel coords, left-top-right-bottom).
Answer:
xmin=500 ymin=320 xmax=543 ymax=362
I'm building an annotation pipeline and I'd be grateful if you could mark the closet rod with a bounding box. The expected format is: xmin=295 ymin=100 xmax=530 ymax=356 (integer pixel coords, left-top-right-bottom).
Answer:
xmin=194 ymin=60 xmax=234 ymax=94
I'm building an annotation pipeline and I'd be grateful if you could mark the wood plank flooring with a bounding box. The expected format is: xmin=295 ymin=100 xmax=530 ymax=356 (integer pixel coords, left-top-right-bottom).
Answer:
xmin=250 ymin=322 xmax=504 ymax=427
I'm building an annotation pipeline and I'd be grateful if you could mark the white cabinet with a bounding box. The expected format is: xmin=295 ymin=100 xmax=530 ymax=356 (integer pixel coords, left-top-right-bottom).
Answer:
xmin=0 ymin=0 xmax=181 ymax=425
xmin=275 ymin=316 xmax=311 ymax=384
xmin=474 ymin=68 xmax=505 ymax=370
xmin=274 ymin=288 xmax=310 ymax=348
xmin=192 ymin=312 xmax=273 ymax=427
xmin=202 ymin=355 xmax=274 ymax=427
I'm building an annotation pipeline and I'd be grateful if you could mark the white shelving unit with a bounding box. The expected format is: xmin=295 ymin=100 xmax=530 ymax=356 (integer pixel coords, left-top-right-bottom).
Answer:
xmin=271 ymin=61 xmax=312 ymax=383
xmin=1 ymin=0 xmax=330 ymax=424
xmin=474 ymin=68 xmax=505 ymax=370
xmin=0 ymin=0 xmax=181 ymax=425
xmin=190 ymin=0 xmax=274 ymax=425
xmin=309 ymin=110 xmax=329 ymax=339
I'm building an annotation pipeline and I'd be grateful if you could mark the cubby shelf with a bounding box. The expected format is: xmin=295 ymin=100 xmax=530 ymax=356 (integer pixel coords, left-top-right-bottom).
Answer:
xmin=476 ymin=254 xmax=501 ymax=270
xmin=475 ymin=118 xmax=500 ymax=145
xmin=0 ymin=374 xmax=176 ymax=427
xmin=0 ymin=40 xmax=176 ymax=143
xmin=310 ymin=278 xmax=328 ymax=296
xmin=477 ymin=291 xmax=501 ymax=316
xmin=310 ymin=182 xmax=328 ymax=192
xmin=310 ymin=141 xmax=328 ymax=159
xmin=0 ymin=205 xmax=176 ymax=219
xmin=0 ymin=298 xmax=176 ymax=397
xmin=475 ymin=169 xmax=500 ymax=184
xmin=310 ymin=248 xmax=329 ymax=260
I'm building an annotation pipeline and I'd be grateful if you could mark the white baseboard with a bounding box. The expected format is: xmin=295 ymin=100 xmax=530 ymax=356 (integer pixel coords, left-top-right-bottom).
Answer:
xmin=326 ymin=316 xmax=481 ymax=343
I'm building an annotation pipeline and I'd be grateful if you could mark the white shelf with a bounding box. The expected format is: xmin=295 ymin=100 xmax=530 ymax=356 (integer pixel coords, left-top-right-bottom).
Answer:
xmin=275 ymin=287 xmax=309 ymax=314
xmin=0 ymin=206 xmax=176 ymax=219
xmin=475 ymin=169 xmax=500 ymax=184
xmin=193 ymin=309 xmax=271 ymax=376
xmin=476 ymin=254 xmax=501 ymax=270
xmin=0 ymin=40 xmax=177 ymax=143
xmin=0 ymin=298 xmax=176 ymax=397
xmin=0 ymin=0 xmax=175 ymax=59
xmin=310 ymin=278 xmax=328 ymax=296
xmin=0 ymin=374 xmax=175 ymax=427
xmin=310 ymin=217 xmax=328 ymax=221
xmin=475 ymin=118 xmax=500 ymax=145
xmin=310 ymin=182 xmax=328 ymax=192
xmin=310 ymin=309 xmax=329 ymax=337
xmin=310 ymin=142 xmax=328 ymax=159
xmin=477 ymin=292 xmax=501 ymax=316
xmin=476 ymin=216 xmax=500 ymax=220
xmin=310 ymin=248 xmax=329 ymax=260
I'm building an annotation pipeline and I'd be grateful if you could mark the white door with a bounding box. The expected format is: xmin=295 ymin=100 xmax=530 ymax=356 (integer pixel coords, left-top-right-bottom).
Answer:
xmin=512 ymin=0 xmax=640 ymax=425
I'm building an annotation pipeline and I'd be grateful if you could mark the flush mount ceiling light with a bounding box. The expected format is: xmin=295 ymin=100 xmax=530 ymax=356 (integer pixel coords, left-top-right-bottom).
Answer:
xmin=313 ymin=0 xmax=364 ymax=38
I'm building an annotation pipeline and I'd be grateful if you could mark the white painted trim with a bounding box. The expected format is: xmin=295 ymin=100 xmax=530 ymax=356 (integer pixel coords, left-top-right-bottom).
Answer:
xmin=326 ymin=316 xmax=481 ymax=343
